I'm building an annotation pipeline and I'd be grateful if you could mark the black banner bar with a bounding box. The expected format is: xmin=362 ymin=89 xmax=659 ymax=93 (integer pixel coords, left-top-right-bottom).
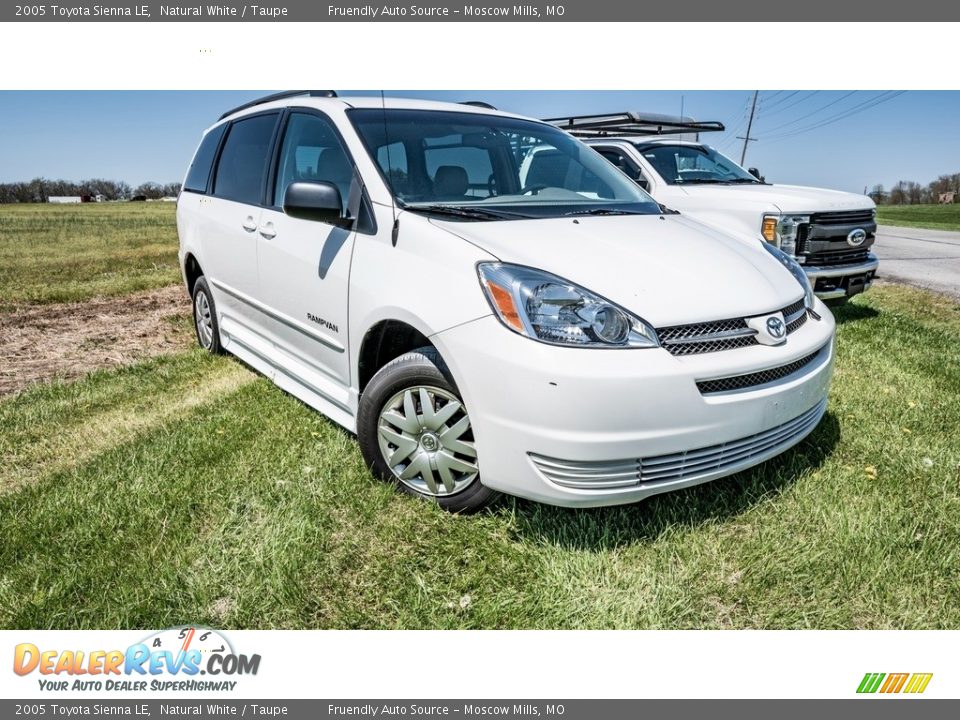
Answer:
xmin=3 ymin=1 xmax=959 ymax=21
xmin=1 ymin=700 xmax=957 ymax=719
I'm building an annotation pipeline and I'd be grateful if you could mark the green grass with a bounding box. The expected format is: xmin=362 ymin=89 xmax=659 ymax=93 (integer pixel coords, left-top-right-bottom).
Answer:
xmin=0 ymin=203 xmax=179 ymax=306
xmin=876 ymin=204 xmax=960 ymax=232
xmin=2 ymin=284 xmax=960 ymax=629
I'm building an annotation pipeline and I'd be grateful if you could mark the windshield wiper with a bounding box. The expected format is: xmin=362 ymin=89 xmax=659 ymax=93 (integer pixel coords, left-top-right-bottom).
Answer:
xmin=562 ymin=208 xmax=640 ymax=217
xmin=408 ymin=204 xmax=528 ymax=221
xmin=724 ymin=178 xmax=762 ymax=184
xmin=674 ymin=178 xmax=731 ymax=185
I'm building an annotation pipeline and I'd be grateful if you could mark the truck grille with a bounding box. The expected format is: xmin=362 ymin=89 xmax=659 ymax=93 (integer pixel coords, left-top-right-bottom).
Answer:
xmin=696 ymin=346 xmax=824 ymax=394
xmin=804 ymin=247 xmax=871 ymax=267
xmin=796 ymin=208 xmax=876 ymax=262
xmin=529 ymin=399 xmax=827 ymax=490
xmin=657 ymin=299 xmax=807 ymax=356
xmin=809 ymin=209 xmax=875 ymax=225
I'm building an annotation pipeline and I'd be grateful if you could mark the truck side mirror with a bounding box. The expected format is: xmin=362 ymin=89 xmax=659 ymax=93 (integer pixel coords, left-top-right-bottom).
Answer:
xmin=748 ymin=167 xmax=764 ymax=182
xmin=636 ymin=177 xmax=650 ymax=191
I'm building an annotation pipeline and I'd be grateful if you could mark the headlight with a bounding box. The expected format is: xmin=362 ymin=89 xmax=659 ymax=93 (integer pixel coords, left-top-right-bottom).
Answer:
xmin=762 ymin=241 xmax=815 ymax=310
xmin=477 ymin=263 xmax=659 ymax=348
xmin=761 ymin=213 xmax=809 ymax=256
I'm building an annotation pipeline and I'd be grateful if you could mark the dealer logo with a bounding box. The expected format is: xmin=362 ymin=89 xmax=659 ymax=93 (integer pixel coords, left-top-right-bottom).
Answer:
xmin=12 ymin=626 xmax=261 ymax=693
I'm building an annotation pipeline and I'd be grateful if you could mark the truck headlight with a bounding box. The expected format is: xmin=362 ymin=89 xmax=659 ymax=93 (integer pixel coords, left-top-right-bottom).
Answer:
xmin=762 ymin=242 xmax=815 ymax=310
xmin=761 ymin=214 xmax=809 ymax=256
xmin=477 ymin=263 xmax=659 ymax=348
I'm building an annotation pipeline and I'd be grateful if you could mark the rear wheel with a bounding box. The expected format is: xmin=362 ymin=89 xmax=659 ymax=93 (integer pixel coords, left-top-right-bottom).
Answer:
xmin=192 ymin=276 xmax=223 ymax=354
xmin=357 ymin=347 xmax=498 ymax=513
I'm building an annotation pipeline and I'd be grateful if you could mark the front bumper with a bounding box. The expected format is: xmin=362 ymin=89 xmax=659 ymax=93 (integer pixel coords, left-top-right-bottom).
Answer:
xmin=804 ymin=253 xmax=879 ymax=300
xmin=432 ymin=300 xmax=836 ymax=507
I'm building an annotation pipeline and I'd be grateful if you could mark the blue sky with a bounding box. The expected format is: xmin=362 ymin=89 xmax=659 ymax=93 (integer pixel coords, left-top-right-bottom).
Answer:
xmin=0 ymin=90 xmax=956 ymax=193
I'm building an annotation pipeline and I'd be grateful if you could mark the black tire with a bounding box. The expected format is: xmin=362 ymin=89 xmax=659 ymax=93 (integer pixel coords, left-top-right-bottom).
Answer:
xmin=191 ymin=276 xmax=224 ymax=355
xmin=357 ymin=347 xmax=499 ymax=513
xmin=824 ymin=296 xmax=849 ymax=308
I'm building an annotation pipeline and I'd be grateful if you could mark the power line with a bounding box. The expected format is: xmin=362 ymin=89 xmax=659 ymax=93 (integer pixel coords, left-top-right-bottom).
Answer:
xmin=762 ymin=91 xmax=907 ymax=142
xmin=758 ymin=90 xmax=819 ymax=118
xmin=759 ymin=90 xmax=802 ymax=112
xmin=759 ymin=91 xmax=858 ymax=134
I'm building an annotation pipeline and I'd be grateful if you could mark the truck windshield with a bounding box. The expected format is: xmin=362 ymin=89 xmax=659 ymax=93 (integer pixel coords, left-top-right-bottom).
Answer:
xmin=349 ymin=108 xmax=661 ymax=219
xmin=635 ymin=143 xmax=762 ymax=185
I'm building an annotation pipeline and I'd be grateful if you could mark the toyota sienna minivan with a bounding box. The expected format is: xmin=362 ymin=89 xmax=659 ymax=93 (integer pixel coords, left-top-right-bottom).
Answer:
xmin=177 ymin=91 xmax=835 ymax=512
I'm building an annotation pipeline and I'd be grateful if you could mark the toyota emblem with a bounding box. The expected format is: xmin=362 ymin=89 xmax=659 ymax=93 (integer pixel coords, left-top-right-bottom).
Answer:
xmin=766 ymin=316 xmax=786 ymax=339
xmin=847 ymin=228 xmax=867 ymax=247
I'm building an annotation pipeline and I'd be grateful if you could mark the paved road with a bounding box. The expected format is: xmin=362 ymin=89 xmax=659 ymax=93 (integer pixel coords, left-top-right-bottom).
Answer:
xmin=874 ymin=225 xmax=960 ymax=298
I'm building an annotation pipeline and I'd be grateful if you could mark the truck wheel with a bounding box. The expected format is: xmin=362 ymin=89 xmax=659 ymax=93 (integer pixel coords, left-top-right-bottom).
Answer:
xmin=192 ymin=276 xmax=224 ymax=354
xmin=357 ymin=347 xmax=499 ymax=513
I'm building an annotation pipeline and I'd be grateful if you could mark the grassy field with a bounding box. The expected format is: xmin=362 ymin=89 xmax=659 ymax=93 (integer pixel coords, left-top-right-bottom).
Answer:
xmin=2 ymin=283 xmax=959 ymax=629
xmin=877 ymin=204 xmax=960 ymax=232
xmin=0 ymin=202 xmax=179 ymax=307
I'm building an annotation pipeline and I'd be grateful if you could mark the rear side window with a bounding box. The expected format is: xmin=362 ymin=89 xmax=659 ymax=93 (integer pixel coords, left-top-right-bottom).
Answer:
xmin=213 ymin=114 xmax=278 ymax=205
xmin=183 ymin=124 xmax=226 ymax=194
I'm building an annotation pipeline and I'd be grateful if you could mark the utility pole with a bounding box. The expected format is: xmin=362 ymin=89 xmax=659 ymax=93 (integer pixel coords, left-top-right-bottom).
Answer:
xmin=738 ymin=90 xmax=759 ymax=165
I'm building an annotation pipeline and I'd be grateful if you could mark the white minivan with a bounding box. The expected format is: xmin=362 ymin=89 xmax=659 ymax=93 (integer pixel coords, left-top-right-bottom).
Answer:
xmin=177 ymin=91 xmax=836 ymax=512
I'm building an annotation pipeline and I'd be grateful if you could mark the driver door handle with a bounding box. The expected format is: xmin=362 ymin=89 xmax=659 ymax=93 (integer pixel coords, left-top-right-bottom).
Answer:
xmin=241 ymin=216 xmax=258 ymax=232
xmin=259 ymin=222 xmax=276 ymax=240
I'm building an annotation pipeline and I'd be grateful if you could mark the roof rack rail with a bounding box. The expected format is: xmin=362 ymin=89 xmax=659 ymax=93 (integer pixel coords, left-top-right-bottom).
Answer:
xmin=219 ymin=90 xmax=338 ymax=120
xmin=460 ymin=101 xmax=497 ymax=110
xmin=544 ymin=112 xmax=724 ymax=138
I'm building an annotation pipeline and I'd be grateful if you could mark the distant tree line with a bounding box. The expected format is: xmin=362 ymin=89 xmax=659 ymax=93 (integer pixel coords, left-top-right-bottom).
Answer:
xmin=0 ymin=178 xmax=182 ymax=203
xmin=869 ymin=173 xmax=960 ymax=205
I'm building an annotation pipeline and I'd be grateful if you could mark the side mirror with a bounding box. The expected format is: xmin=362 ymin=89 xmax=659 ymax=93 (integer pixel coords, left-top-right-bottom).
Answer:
xmin=283 ymin=181 xmax=345 ymax=225
xmin=748 ymin=167 xmax=764 ymax=182
xmin=637 ymin=177 xmax=650 ymax=191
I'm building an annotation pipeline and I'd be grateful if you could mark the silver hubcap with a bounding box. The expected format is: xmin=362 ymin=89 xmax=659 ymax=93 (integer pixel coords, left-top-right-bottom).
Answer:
xmin=377 ymin=386 xmax=479 ymax=497
xmin=194 ymin=290 xmax=214 ymax=349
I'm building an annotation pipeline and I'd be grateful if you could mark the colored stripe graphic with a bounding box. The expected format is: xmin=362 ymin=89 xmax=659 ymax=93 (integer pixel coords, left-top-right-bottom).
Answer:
xmin=880 ymin=673 xmax=909 ymax=693
xmin=857 ymin=672 xmax=932 ymax=694
xmin=857 ymin=673 xmax=885 ymax=693
xmin=904 ymin=673 xmax=933 ymax=694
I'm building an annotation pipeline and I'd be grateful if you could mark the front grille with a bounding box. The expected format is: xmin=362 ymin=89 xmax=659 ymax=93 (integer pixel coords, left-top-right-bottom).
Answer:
xmin=658 ymin=299 xmax=807 ymax=356
xmin=530 ymin=399 xmax=827 ymax=490
xmin=810 ymin=209 xmax=875 ymax=225
xmin=696 ymin=347 xmax=824 ymax=394
xmin=804 ymin=247 xmax=870 ymax=267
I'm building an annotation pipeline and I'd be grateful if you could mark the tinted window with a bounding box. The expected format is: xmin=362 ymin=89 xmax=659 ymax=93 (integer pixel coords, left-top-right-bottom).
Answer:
xmin=274 ymin=113 xmax=353 ymax=212
xmin=213 ymin=114 xmax=278 ymax=205
xmin=183 ymin=123 xmax=226 ymax=194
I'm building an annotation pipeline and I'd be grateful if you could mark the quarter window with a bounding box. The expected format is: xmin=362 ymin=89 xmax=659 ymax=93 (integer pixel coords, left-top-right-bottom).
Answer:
xmin=183 ymin=123 xmax=226 ymax=194
xmin=213 ymin=113 xmax=278 ymax=205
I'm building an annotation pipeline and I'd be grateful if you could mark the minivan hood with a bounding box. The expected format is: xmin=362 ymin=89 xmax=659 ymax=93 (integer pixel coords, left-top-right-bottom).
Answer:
xmin=431 ymin=213 xmax=803 ymax=327
xmin=676 ymin=182 xmax=875 ymax=213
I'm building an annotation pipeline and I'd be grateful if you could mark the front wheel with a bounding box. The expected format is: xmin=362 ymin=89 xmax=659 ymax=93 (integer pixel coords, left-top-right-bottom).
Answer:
xmin=192 ymin=276 xmax=224 ymax=354
xmin=357 ymin=347 xmax=499 ymax=513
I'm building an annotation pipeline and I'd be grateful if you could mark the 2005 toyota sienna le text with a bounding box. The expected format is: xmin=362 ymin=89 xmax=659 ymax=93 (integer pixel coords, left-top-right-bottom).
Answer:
xmin=177 ymin=91 xmax=836 ymax=513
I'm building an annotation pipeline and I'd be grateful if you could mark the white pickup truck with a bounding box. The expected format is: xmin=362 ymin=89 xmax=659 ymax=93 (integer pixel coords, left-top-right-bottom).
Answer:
xmin=546 ymin=113 xmax=879 ymax=301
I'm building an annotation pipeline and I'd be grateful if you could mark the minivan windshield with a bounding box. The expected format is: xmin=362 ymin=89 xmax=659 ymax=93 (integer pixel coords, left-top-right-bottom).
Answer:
xmin=635 ymin=143 xmax=762 ymax=185
xmin=349 ymin=108 xmax=662 ymax=219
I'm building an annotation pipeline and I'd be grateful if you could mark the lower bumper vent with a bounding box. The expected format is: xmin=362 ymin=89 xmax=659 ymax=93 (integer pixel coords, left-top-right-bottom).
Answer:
xmin=530 ymin=399 xmax=827 ymax=490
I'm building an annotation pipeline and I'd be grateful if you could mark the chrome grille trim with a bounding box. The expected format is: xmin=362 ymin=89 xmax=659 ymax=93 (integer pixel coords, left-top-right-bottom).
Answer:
xmin=657 ymin=299 xmax=807 ymax=356
xmin=529 ymin=399 xmax=827 ymax=490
